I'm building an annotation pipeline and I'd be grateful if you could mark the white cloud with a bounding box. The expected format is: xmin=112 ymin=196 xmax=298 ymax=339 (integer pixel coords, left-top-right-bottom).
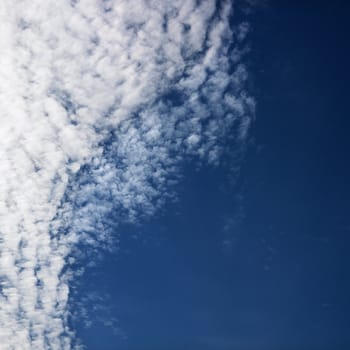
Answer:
xmin=0 ymin=0 xmax=253 ymax=348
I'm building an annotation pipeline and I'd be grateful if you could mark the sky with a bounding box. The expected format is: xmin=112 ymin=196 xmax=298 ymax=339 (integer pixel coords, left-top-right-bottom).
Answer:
xmin=0 ymin=1 xmax=349 ymax=350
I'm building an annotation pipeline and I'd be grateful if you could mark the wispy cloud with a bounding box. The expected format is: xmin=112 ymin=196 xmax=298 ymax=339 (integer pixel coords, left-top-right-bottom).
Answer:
xmin=0 ymin=0 xmax=253 ymax=348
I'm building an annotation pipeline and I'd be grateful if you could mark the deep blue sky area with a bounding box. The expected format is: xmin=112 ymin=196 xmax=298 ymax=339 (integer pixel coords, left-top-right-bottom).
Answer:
xmin=76 ymin=2 xmax=350 ymax=349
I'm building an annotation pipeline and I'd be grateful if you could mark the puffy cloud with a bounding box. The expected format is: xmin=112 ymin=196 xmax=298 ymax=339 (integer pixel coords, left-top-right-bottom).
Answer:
xmin=0 ymin=0 xmax=253 ymax=348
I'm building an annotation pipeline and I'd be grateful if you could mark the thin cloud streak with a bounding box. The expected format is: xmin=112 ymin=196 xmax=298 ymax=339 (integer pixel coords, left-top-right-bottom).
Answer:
xmin=0 ymin=0 xmax=253 ymax=348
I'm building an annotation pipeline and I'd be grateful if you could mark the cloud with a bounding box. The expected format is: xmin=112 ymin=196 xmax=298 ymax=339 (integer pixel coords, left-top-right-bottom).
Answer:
xmin=71 ymin=291 xmax=124 ymax=338
xmin=0 ymin=0 xmax=254 ymax=348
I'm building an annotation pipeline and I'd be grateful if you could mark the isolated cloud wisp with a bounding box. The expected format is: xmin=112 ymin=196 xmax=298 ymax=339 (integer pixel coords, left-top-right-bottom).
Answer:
xmin=0 ymin=0 xmax=253 ymax=348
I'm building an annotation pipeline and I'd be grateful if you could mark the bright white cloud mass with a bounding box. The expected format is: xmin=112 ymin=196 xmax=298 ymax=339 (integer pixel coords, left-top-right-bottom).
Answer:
xmin=0 ymin=0 xmax=254 ymax=349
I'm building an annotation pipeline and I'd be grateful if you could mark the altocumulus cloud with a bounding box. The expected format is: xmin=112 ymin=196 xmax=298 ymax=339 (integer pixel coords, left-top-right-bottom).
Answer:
xmin=0 ymin=0 xmax=254 ymax=349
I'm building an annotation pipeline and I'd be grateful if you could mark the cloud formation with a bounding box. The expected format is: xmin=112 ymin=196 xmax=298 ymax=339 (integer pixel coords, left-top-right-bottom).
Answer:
xmin=0 ymin=0 xmax=253 ymax=348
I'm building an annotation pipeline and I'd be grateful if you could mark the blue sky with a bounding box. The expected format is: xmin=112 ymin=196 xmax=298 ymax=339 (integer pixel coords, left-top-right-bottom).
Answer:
xmin=0 ymin=1 xmax=349 ymax=349
xmin=70 ymin=2 xmax=350 ymax=349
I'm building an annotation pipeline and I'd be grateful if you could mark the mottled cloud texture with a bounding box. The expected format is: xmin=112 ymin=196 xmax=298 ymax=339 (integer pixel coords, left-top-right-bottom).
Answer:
xmin=0 ymin=0 xmax=254 ymax=348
